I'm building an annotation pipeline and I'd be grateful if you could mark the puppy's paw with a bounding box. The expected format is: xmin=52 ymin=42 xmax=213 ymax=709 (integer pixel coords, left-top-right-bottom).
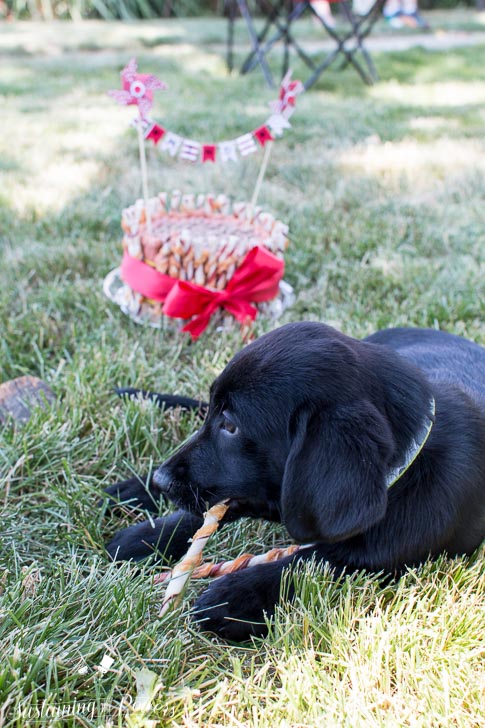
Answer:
xmin=101 ymin=476 xmax=162 ymax=514
xmin=192 ymin=563 xmax=285 ymax=642
xmin=106 ymin=511 xmax=203 ymax=564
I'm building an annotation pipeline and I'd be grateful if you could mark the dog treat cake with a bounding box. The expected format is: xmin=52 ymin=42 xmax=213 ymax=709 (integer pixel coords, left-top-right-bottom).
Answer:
xmin=104 ymin=190 xmax=294 ymax=331
xmin=122 ymin=191 xmax=289 ymax=290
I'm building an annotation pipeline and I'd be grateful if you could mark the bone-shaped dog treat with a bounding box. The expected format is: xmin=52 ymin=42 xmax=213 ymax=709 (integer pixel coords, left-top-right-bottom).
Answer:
xmin=158 ymin=500 xmax=303 ymax=617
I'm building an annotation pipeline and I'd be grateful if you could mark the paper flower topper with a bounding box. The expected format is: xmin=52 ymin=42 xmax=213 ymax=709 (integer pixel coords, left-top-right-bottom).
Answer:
xmin=270 ymin=71 xmax=304 ymax=117
xmin=108 ymin=58 xmax=166 ymax=119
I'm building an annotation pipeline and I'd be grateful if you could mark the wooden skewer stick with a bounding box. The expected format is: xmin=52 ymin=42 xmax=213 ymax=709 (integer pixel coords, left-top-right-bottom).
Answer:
xmin=250 ymin=140 xmax=274 ymax=213
xmin=137 ymin=120 xmax=152 ymax=236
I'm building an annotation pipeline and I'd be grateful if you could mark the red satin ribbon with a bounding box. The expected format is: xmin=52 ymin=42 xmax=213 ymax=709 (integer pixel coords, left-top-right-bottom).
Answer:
xmin=121 ymin=252 xmax=174 ymax=300
xmin=120 ymin=246 xmax=284 ymax=339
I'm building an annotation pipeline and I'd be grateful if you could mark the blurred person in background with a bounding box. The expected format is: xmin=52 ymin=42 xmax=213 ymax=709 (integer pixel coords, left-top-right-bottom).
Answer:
xmin=382 ymin=0 xmax=429 ymax=28
xmin=310 ymin=0 xmax=336 ymax=28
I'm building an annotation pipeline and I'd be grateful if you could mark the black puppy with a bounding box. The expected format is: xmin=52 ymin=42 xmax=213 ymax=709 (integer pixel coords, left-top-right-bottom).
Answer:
xmin=105 ymin=322 xmax=485 ymax=641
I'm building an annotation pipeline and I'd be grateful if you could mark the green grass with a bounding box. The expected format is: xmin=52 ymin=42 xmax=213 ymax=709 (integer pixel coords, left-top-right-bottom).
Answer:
xmin=1 ymin=13 xmax=485 ymax=727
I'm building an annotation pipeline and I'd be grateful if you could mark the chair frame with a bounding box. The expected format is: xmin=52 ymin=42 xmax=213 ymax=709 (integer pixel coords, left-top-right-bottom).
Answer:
xmin=226 ymin=0 xmax=386 ymax=88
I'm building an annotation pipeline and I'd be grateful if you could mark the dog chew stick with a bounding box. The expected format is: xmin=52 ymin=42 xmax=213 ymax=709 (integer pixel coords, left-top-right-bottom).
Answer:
xmin=159 ymin=500 xmax=230 ymax=617
xmin=155 ymin=543 xmax=302 ymax=584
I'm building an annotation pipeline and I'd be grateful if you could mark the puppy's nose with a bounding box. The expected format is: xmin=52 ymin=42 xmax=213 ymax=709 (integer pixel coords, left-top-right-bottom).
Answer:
xmin=152 ymin=466 xmax=172 ymax=494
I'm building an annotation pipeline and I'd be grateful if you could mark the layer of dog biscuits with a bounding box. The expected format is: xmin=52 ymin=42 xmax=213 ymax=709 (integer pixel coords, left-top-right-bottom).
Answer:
xmin=121 ymin=192 xmax=289 ymax=291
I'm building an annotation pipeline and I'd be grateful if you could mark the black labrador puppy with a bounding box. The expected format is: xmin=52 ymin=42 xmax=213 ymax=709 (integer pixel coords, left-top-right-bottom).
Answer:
xmin=105 ymin=322 xmax=485 ymax=641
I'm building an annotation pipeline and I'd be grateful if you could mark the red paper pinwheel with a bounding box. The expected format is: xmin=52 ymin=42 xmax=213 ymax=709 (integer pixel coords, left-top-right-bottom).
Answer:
xmin=270 ymin=70 xmax=304 ymax=116
xmin=108 ymin=58 xmax=166 ymax=119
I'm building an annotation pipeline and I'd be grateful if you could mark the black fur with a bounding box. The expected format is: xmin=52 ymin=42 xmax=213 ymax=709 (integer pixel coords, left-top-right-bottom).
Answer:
xmin=105 ymin=323 xmax=485 ymax=641
xmin=114 ymin=387 xmax=207 ymax=416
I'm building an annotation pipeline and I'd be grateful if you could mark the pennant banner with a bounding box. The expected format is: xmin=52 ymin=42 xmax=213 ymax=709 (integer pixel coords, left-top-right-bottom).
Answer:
xmin=140 ymin=71 xmax=303 ymax=165
xmin=144 ymin=112 xmax=292 ymax=164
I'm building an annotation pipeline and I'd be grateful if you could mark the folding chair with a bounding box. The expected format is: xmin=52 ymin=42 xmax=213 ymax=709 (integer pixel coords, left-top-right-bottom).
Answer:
xmin=226 ymin=0 xmax=313 ymax=88
xmin=304 ymin=0 xmax=386 ymax=87
xmin=226 ymin=0 xmax=385 ymax=89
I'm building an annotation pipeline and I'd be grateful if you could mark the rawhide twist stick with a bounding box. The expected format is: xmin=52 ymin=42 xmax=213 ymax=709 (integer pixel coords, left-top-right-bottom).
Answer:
xmin=155 ymin=543 xmax=302 ymax=585
xmin=159 ymin=500 xmax=229 ymax=617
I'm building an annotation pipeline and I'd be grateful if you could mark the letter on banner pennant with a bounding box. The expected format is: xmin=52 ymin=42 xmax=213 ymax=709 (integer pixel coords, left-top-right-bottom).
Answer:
xmin=160 ymin=132 xmax=183 ymax=157
xmin=266 ymin=114 xmax=292 ymax=137
xmin=219 ymin=141 xmax=238 ymax=163
xmin=179 ymin=139 xmax=200 ymax=162
xmin=236 ymin=133 xmax=257 ymax=157
xmin=131 ymin=116 xmax=152 ymax=133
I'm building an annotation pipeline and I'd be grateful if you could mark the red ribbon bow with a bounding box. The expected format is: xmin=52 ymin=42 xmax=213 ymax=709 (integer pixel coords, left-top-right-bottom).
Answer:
xmin=120 ymin=246 xmax=284 ymax=340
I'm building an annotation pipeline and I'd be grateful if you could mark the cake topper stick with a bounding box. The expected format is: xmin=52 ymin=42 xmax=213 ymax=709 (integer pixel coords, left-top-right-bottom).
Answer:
xmin=250 ymin=71 xmax=303 ymax=213
xmin=108 ymin=58 xmax=166 ymax=236
xmin=250 ymin=139 xmax=273 ymax=212
xmin=137 ymin=122 xmax=152 ymax=235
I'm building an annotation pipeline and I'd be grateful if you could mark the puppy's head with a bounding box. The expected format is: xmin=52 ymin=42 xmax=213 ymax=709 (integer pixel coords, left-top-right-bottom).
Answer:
xmin=153 ymin=322 xmax=432 ymax=543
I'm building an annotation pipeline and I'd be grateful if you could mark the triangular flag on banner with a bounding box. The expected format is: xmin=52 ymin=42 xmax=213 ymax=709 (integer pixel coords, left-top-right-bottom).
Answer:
xmin=202 ymin=145 xmax=217 ymax=163
xmin=179 ymin=139 xmax=200 ymax=162
xmin=160 ymin=132 xmax=183 ymax=157
xmin=236 ymin=133 xmax=257 ymax=157
xmin=254 ymin=125 xmax=274 ymax=146
xmin=146 ymin=124 xmax=166 ymax=144
xmin=219 ymin=141 xmax=238 ymax=163
xmin=266 ymin=114 xmax=292 ymax=137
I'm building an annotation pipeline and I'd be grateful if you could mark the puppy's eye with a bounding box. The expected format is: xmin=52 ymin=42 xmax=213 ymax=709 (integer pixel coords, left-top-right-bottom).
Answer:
xmin=221 ymin=413 xmax=238 ymax=434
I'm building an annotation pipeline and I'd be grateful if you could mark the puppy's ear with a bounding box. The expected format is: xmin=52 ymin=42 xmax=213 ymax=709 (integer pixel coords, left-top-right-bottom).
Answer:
xmin=281 ymin=401 xmax=395 ymax=543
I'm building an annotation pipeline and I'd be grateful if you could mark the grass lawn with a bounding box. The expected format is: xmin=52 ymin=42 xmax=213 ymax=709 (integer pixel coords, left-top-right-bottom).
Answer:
xmin=1 ymin=11 xmax=484 ymax=727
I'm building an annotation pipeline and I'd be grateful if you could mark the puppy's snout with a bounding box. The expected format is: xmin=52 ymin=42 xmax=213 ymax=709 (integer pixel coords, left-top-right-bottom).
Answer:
xmin=152 ymin=466 xmax=173 ymax=494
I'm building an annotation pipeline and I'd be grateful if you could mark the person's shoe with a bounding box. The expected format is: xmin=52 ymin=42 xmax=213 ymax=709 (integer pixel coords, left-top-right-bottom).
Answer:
xmin=384 ymin=11 xmax=405 ymax=28
xmin=403 ymin=11 xmax=430 ymax=29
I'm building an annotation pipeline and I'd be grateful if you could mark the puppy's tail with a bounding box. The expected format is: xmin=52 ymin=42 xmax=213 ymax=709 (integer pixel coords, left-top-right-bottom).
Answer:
xmin=115 ymin=387 xmax=208 ymax=416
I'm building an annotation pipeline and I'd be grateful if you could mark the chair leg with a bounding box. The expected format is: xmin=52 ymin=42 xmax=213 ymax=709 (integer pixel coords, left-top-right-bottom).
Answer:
xmin=339 ymin=1 xmax=378 ymax=81
xmin=242 ymin=1 xmax=315 ymax=78
xmin=347 ymin=0 xmax=386 ymax=81
xmin=306 ymin=0 xmax=382 ymax=87
xmin=237 ymin=0 xmax=275 ymax=87
xmin=304 ymin=46 xmax=341 ymax=89
xmin=226 ymin=0 xmax=236 ymax=72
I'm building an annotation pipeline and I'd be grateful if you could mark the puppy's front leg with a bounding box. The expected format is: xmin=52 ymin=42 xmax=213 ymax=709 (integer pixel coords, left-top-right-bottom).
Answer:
xmin=106 ymin=510 xmax=203 ymax=563
xmin=103 ymin=475 xmax=163 ymax=514
xmin=192 ymin=558 xmax=294 ymax=642
xmin=192 ymin=546 xmax=346 ymax=642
